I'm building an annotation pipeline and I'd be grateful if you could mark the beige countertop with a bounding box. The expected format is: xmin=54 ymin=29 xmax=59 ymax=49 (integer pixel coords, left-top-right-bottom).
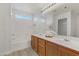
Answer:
xmin=32 ymin=33 xmax=79 ymax=52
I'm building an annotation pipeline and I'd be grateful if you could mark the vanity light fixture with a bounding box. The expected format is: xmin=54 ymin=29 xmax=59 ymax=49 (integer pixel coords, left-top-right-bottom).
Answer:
xmin=41 ymin=3 xmax=56 ymax=13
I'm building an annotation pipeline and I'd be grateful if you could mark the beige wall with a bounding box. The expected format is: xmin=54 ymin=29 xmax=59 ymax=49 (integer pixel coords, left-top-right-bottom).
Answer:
xmin=71 ymin=12 xmax=77 ymax=37
xmin=0 ymin=4 xmax=11 ymax=55
xmin=71 ymin=12 xmax=79 ymax=37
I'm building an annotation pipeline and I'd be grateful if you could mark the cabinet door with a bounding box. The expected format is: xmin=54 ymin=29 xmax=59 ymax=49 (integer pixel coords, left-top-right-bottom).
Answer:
xmin=38 ymin=45 xmax=45 ymax=56
xmin=46 ymin=41 xmax=58 ymax=56
xmin=59 ymin=46 xmax=79 ymax=56
xmin=31 ymin=35 xmax=38 ymax=52
xmin=38 ymin=38 xmax=46 ymax=56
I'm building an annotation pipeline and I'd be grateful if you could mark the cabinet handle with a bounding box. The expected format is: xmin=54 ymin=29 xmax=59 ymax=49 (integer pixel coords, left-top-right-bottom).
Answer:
xmin=39 ymin=44 xmax=45 ymax=48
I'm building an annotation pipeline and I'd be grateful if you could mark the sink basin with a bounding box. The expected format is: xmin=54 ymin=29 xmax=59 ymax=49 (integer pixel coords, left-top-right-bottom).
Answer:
xmin=45 ymin=35 xmax=53 ymax=38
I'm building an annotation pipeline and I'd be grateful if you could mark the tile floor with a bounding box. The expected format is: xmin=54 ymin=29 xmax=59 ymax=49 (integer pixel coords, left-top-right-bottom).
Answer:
xmin=6 ymin=48 xmax=38 ymax=56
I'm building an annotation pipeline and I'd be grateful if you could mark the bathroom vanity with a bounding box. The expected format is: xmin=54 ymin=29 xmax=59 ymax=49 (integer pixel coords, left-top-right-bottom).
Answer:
xmin=31 ymin=34 xmax=79 ymax=56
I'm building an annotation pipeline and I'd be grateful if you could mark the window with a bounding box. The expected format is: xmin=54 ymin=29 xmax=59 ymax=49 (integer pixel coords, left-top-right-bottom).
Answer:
xmin=15 ymin=15 xmax=32 ymax=20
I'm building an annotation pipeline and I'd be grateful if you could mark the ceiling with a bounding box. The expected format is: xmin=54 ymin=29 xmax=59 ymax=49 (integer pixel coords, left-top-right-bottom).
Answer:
xmin=12 ymin=3 xmax=79 ymax=15
xmin=12 ymin=3 xmax=50 ymax=15
xmin=47 ymin=3 xmax=79 ymax=15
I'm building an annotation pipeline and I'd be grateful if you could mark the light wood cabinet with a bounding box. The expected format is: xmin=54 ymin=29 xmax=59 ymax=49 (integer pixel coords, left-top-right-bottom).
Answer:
xmin=31 ymin=35 xmax=79 ymax=56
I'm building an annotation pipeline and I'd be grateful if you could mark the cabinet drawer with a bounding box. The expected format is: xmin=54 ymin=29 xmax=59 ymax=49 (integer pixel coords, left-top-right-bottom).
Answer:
xmin=38 ymin=38 xmax=46 ymax=46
